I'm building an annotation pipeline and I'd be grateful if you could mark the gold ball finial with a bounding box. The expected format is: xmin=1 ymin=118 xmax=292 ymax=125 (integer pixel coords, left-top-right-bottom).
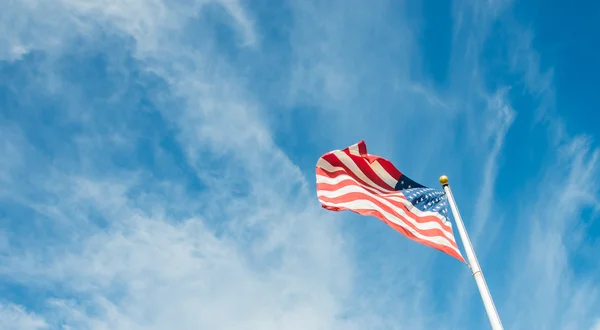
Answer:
xmin=439 ymin=175 xmax=449 ymax=185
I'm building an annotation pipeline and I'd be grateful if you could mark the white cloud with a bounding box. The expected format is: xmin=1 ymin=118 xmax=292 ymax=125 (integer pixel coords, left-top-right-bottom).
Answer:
xmin=0 ymin=303 xmax=48 ymax=330
xmin=0 ymin=1 xmax=363 ymax=330
xmin=0 ymin=126 xmax=25 ymax=183
xmin=472 ymin=89 xmax=515 ymax=242
xmin=502 ymin=136 xmax=600 ymax=329
xmin=0 ymin=0 xmax=257 ymax=62
xmin=437 ymin=1 xmax=599 ymax=329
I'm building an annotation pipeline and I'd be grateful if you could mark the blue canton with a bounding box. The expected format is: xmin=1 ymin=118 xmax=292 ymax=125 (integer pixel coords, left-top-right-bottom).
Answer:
xmin=394 ymin=174 xmax=450 ymax=223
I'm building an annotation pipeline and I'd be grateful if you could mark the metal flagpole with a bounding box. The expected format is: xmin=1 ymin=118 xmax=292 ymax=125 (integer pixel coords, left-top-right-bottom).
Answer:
xmin=439 ymin=175 xmax=504 ymax=330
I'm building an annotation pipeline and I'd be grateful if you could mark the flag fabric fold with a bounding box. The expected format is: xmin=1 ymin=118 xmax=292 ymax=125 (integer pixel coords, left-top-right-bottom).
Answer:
xmin=315 ymin=140 xmax=465 ymax=262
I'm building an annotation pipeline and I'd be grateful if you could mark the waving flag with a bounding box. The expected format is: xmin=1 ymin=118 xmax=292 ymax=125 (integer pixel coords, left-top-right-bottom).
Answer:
xmin=315 ymin=140 xmax=464 ymax=261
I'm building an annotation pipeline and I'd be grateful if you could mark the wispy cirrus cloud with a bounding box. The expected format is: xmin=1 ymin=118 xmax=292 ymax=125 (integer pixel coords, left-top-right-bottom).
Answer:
xmin=0 ymin=303 xmax=47 ymax=330
xmin=503 ymin=136 xmax=600 ymax=330
xmin=0 ymin=1 xmax=361 ymax=329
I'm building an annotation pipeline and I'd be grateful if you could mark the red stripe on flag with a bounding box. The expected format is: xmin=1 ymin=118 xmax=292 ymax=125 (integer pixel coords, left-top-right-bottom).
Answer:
xmin=356 ymin=140 xmax=368 ymax=155
xmin=321 ymin=152 xmax=396 ymax=191
xmin=350 ymin=140 xmax=403 ymax=180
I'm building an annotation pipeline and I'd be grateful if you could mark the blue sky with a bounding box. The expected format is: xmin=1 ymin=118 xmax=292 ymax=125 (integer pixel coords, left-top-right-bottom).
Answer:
xmin=0 ymin=0 xmax=599 ymax=329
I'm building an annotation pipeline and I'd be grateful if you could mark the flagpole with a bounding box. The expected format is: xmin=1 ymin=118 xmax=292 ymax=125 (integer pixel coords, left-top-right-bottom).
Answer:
xmin=439 ymin=175 xmax=504 ymax=330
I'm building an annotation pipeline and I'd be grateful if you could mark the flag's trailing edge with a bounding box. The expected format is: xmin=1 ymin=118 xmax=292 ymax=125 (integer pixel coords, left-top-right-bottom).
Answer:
xmin=316 ymin=140 xmax=465 ymax=262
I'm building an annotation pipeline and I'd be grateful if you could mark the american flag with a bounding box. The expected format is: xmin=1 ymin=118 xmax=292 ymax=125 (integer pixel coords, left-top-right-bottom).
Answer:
xmin=315 ymin=140 xmax=464 ymax=262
